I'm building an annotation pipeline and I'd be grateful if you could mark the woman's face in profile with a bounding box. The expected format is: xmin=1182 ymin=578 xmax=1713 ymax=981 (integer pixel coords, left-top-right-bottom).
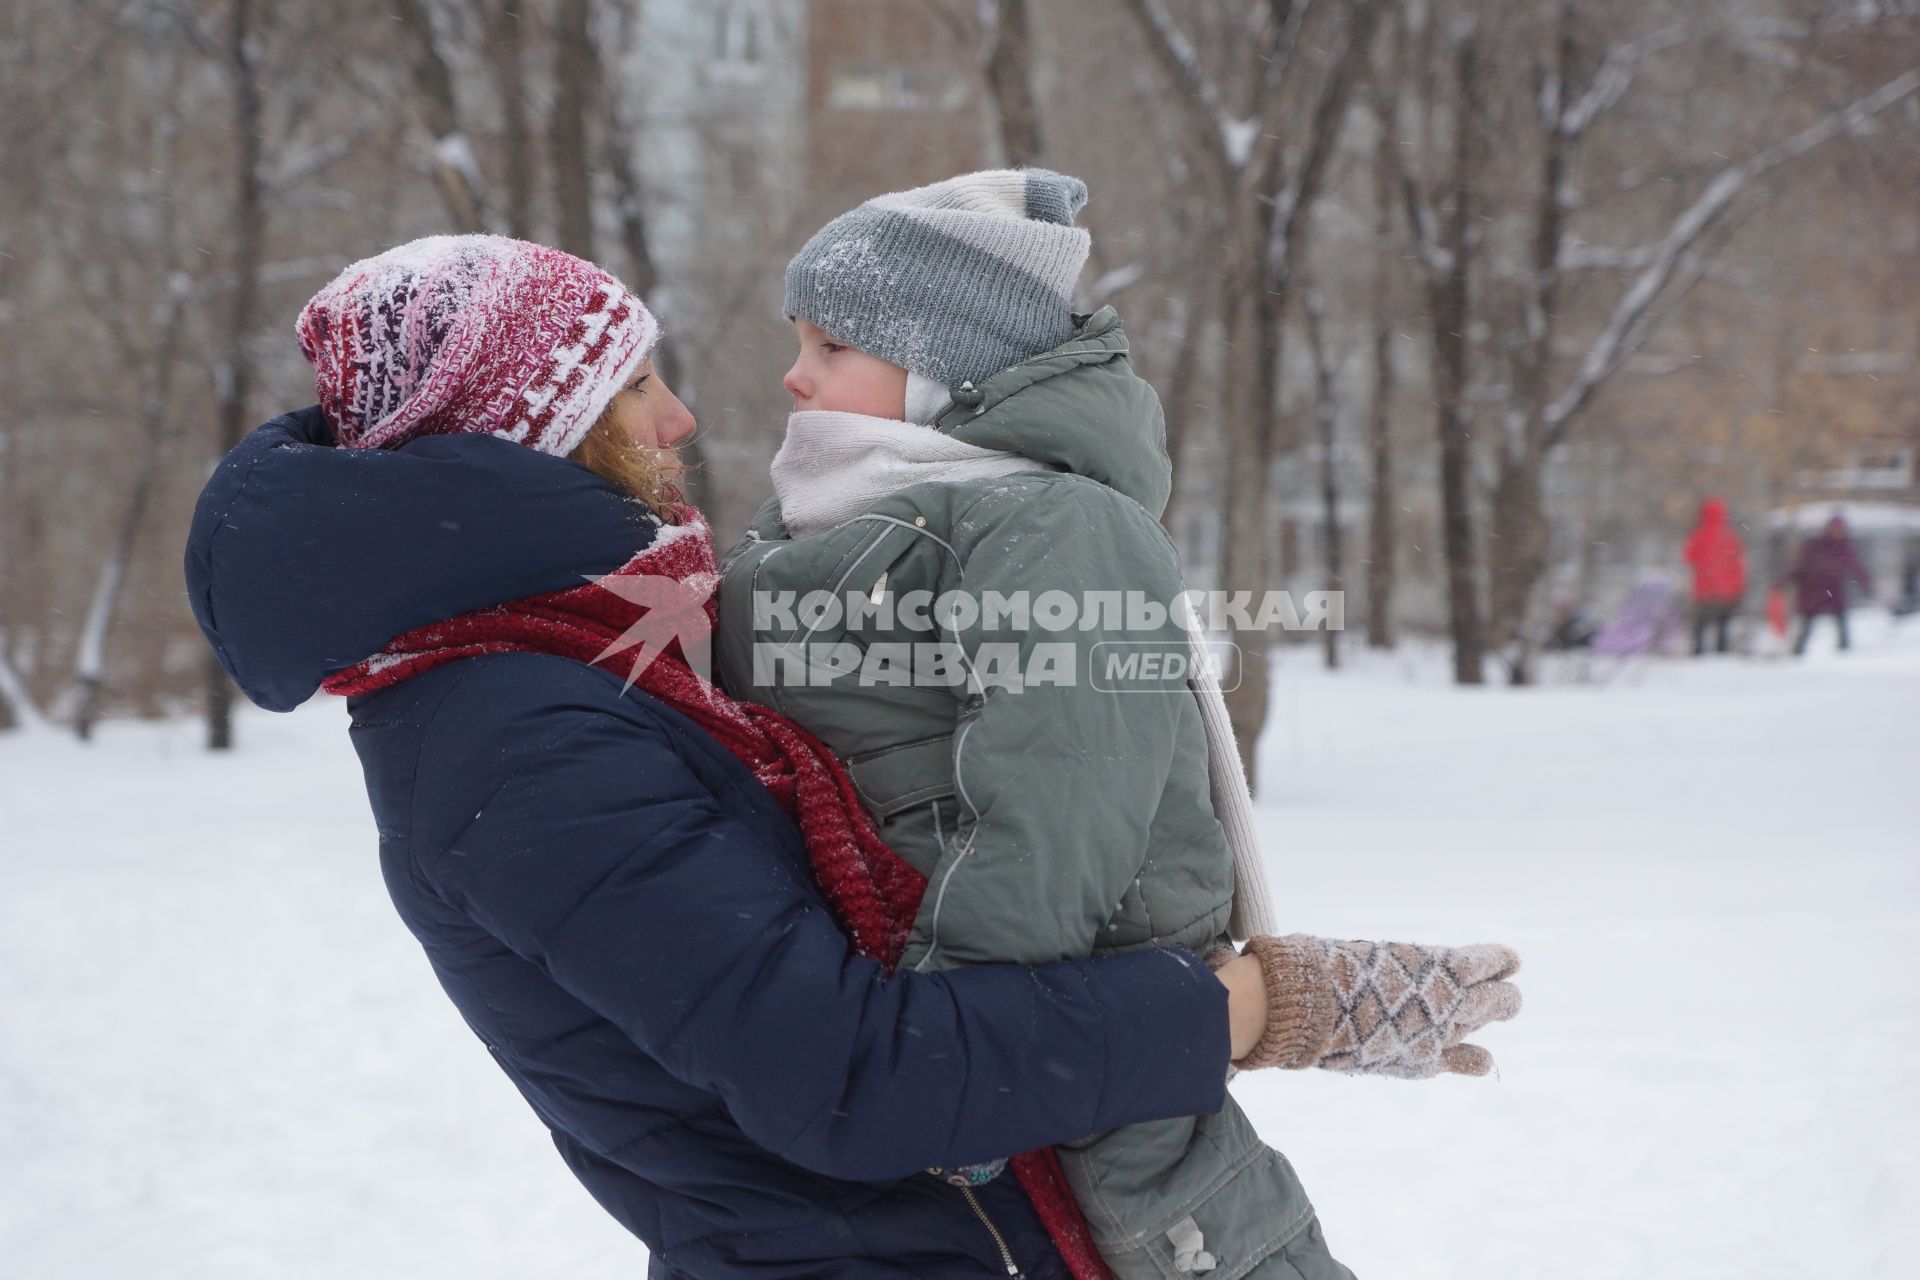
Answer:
xmin=601 ymin=358 xmax=697 ymax=484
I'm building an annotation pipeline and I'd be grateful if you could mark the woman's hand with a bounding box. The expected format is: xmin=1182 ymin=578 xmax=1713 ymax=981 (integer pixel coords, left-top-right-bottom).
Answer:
xmin=1215 ymin=934 xmax=1522 ymax=1078
xmin=1213 ymin=951 xmax=1272 ymax=1061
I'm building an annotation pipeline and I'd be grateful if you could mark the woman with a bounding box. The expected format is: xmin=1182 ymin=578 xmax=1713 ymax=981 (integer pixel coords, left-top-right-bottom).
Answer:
xmin=183 ymin=236 xmax=1520 ymax=1280
xmin=1783 ymin=513 xmax=1874 ymax=656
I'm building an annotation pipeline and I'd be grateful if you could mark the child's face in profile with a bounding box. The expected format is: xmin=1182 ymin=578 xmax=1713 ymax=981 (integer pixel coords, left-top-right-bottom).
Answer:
xmin=783 ymin=318 xmax=907 ymax=419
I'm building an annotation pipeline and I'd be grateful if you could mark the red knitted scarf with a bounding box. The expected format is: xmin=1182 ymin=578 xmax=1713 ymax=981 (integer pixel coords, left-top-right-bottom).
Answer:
xmin=320 ymin=507 xmax=1112 ymax=1280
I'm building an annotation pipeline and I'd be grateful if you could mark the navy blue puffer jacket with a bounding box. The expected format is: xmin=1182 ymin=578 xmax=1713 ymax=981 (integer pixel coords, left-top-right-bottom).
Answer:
xmin=183 ymin=408 xmax=1234 ymax=1279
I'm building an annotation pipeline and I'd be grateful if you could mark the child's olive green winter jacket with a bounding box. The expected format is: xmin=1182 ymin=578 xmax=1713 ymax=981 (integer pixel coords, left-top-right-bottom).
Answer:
xmin=718 ymin=309 xmax=1349 ymax=1280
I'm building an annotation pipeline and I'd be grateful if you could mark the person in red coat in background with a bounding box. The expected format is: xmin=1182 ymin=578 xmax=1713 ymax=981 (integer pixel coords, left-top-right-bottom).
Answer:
xmin=1683 ymin=496 xmax=1748 ymax=655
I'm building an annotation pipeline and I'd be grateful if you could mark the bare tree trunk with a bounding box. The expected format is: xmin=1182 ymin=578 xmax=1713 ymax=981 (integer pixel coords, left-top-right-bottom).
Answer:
xmin=601 ymin=99 xmax=660 ymax=299
xmin=980 ymin=0 xmax=1044 ymax=166
xmin=599 ymin=63 xmax=711 ymax=508
xmin=0 ymin=659 xmax=46 ymax=731
xmin=0 ymin=636 xmax=48 ymax=733
xmin=1431 ymin=33 xmax=1485 ymax=686
xmin=1305 ymin=291 xmax=1343 ymax=670
xmin=75 ymin=277 xmax=189 ymax=741
xmin=1365 ymin=139 xmax=1397 ymax=650
xmin=1216 ymin=209 xmax=1274 ymax=776
xmin=1487 ymin=8 xmax=1574 ymax=687
xmin=1432 ymin=348 xmax=1482 ymax=682
xmin=1156 ymin=288 xmax=1208 ymax=539
xmin=550 ymin=0 xmax=597 ymax=260
xmin=394 ymin=0 xmax=487 ymax=232
xmin=489 ymin=0 xmax=535 ymax=240
xmin=1488 ymin=452 xmax=1546 ymax=684
xmin=0 ymin=424 xmax=23 ymax=732
xmin=1221 ymin=0 xmax=1382 ymax=768
xmin=208 ymin=0 xmax=268 ymax=752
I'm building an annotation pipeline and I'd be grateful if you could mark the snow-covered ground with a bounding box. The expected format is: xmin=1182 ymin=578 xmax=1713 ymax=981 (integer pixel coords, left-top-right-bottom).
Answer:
xmin=4 ymin=614 xmax=1915 ymax=1279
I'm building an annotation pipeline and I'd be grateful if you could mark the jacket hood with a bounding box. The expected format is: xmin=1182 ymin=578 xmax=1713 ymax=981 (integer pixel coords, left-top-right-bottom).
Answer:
xmin=930 ymin=307 xmax=1172 ymax=517
xmin=184 ymin=406 xmax=658 ymax=712
xmin=1698 ymin=497 xmax=1728 ymax=525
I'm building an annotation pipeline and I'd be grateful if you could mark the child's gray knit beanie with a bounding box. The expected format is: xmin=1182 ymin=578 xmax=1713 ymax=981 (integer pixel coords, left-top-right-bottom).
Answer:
xmin=783 ymin=168 xmax=1092 ymax=391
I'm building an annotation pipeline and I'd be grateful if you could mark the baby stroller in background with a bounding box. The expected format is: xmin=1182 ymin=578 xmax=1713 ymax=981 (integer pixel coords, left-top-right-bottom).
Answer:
xmin=1588 ymin=581 xmax=1688 ymax=681
xmin=1592 ymin=582 xmax=1686 ymax=656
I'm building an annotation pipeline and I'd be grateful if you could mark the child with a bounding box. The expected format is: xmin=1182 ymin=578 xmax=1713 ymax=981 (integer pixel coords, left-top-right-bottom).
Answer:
xmin=718 ymin=171 xmax=1511 ymax=1280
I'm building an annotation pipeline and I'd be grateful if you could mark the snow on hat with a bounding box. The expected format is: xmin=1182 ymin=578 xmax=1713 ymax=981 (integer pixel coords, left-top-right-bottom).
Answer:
xmin=783 ymin=168 xmax=1092 ymax=390
xmin=297 ymin=234 xmax=659 ymax=456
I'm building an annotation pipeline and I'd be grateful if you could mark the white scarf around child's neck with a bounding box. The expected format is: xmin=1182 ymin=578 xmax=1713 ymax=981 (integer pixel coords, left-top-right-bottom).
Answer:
xmin=765 ymin=406 xmax=1278 ymax=940
xmin=770 ymin=409 xmax=1047 ymax=540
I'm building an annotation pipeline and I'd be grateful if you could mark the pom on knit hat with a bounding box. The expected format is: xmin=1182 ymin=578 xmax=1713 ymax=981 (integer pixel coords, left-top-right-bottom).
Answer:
xmin=784 ymin=168 xmax=1092 ymax=390
xmin=297 ymin=235 xmax=659 ymax=456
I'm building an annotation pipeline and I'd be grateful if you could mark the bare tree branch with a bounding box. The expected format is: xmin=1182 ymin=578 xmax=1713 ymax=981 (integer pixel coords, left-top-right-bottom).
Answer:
xmin=1544 ymin=67 xmax=1920 ymax=433
xmin=1120 ymin=0 xmax=1236 ymax=173
xmin=1557 ymin=22 xmax=1687 ymax=139
xmin=1263 ymin=0 xmax=1380 ymax=277
xmin=915 ymin=0 xmax=974 ymax=43
xmin=1253 ymin=0 xmax=1313 ymax=105
xmin=270 ymin=121 xmax=381 ymax=194
xmin=980 ymin=0 xmax=1045 ymax=165
xmin=393 ymin=0 xmax=488 ymax=232
xmin=1302 ymin=285 xmax=1344 ymax=670
xmin=549 ymin=0 xmax=597 ymax=259
xmin=1384 ymin=125 xmax=1448 ymax=275
xmin=74 ymin=273 xmax=190 ymax=740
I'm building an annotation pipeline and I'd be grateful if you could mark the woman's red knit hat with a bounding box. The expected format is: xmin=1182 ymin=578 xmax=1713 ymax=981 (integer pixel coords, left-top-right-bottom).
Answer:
xmin=296 ymin=235 xmax=659 ymax=455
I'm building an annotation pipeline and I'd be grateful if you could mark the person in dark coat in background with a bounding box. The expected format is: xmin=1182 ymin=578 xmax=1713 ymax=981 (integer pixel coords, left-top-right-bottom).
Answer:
xmin=183 ymin=237 xmax=1522 ymax=1280
xmin=1682 ymin=497 xmax=1747 ymax=656
xmin=1783 ymin=513 xmax=1875 ymax=655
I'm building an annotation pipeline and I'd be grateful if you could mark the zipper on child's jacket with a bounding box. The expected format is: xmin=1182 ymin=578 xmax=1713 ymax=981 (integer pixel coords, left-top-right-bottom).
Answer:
xmin=957 ymin=1184 xmax=1022 ymax=1278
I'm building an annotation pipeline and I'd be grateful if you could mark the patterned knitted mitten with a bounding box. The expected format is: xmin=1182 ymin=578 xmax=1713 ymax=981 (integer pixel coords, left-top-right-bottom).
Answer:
xmin=1235 ymin=934 xmax=1522 ymax=1078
